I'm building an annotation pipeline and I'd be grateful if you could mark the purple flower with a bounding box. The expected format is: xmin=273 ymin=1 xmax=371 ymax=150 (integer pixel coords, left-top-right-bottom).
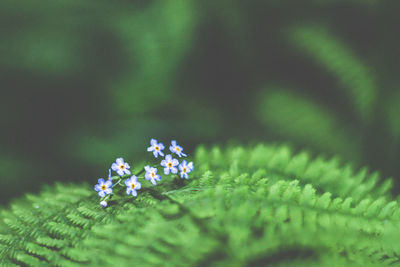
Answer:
xmin=144 ymin=165 xmax=161 ymax=185
xmin=147 ymin=139 xmax=165 ymax=158
xmin=125 ymin=175 xmax=141 ymax=197
xmin=94 ymin=178 xmax=113 ymax=197
xmin=178 ymin=160 xmax=194 ymax=179
xmin=169 ymin=140 xmax=187 ymax=157
xmin=111 ymin=158 xmax=131 ymax=176
xmin=100 ymin=200 xmax=108 ymax=208
xmin=161 ymin=154 xmax=179 ymax=175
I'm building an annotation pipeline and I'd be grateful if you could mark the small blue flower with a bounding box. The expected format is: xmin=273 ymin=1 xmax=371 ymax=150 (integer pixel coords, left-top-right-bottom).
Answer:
xmin=178 ymin=160 xmax=194 ymax=179
xmin=100 ymin=200 xmax=107 ymax=208
xmin=144 ymin=165 xmax=161 ymax=185
xmin=147 ymin=139 xmax=165 ymax=158
xmin=111 ymin=158 xmax=131 ymax=176
xmin=94 ymin=178 xmax=113 ymax=197
xmin=169 ymin=140 xmax=187 ymax=157
xmin=125 ymin=175 xmax=141 ymax=197
xmin=161 ymin=154 xmax=179 ymax=175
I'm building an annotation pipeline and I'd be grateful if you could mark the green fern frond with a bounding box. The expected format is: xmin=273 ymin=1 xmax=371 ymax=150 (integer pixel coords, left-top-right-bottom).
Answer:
xmin=255 ymin=87 xmax=361 ymax=160
xmin=0 ymin=144 xmax=398 ymax=266
xmin=288 ymin=25 xmax=377 ymax=123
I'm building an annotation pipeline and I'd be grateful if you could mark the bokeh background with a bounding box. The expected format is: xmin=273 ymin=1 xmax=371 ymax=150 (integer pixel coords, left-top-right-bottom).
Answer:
xmin=1 ymin=0 xmax=400 ymax=204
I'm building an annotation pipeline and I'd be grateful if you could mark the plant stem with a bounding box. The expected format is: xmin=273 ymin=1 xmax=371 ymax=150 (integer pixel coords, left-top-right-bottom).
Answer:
xmin=101 ymin=194 xmax=111 ymax=202
xmin=109 ymin=168 xmax=146 ymax=181
xmin=112 ymin=179 xmax=123 ymax=188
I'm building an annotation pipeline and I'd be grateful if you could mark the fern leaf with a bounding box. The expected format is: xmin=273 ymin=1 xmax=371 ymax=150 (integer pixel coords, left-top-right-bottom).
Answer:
xmin=288 ymin=25 xmax=377 ymax=122
xmin=0 ymin=143 xmax=397 ymax=266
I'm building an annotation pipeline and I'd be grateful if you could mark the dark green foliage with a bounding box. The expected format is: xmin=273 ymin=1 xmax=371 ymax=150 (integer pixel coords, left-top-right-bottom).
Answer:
xmin=255 ymin=88 xmax=361 ymax=160
xmin=1 ymin=144 xmax=399 ymax=266
xmin=288 ymin=24 xmax=377 ymax=123
xmin=2 ymin=0 xmax=400 ymax=205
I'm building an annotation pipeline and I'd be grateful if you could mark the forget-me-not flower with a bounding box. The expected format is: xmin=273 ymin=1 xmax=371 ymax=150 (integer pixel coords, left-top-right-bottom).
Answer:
xmin=169 ymin=140 xmax=187 ymax=157
xmin=125 ymin=175 xmax=141 ymax=197
xmin=111 ymin=158 xmax=131 ymax=176
xmin=147 ymin=139 xmax=165 ymax=158
xmin=94 ymin=178 xmax=113 ymax=197
xmin=178 ymin=160 xmax=194 ymax=179
xmin=144 ymin=165 xmax=161 ymax=185
xmin=161 ymin=154 xmax=179 ymax=175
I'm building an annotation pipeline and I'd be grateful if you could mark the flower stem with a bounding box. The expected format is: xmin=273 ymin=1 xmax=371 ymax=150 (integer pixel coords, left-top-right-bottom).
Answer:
xmin=109 ymin=168 xmax=145 ymax=181
xmin=136 ymin=168 xmax=145 ymax=176
xmin=112 ymin=179 xmax=123 ymax=188
xmin=101 ymin=194 xmax=111 ymax=202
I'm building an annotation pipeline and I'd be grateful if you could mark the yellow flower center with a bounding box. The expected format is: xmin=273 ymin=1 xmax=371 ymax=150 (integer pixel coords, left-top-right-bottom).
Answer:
xmin=101 ymin=185 xmax=107 ymax=190
xmin=168 ymin=162 xmax=173 ymax=168
xmin=120 ymin=165 xmax=125 ymax=169
xmin=155 ymin=146 xmax=159 ymax=151
xmin=176 ymin=147 xmax=180 ymax=152
xmin=131 ymin=184 xmax=135 ymax=189
xmin=183 ymin=167 xmax=187 ymax=173
xmin=151 ymin=172 xmax=155 ymax=177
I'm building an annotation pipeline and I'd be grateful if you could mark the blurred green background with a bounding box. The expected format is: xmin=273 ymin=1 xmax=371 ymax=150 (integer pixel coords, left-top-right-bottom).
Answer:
xmin=1 ymin=0 xmax=400 ymax=204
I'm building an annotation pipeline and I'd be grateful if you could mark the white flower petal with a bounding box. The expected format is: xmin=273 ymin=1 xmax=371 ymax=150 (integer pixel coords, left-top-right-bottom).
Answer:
xmin=126 ymin=187 xmax=132 ymax=195
xmin=188 ymin=162 xmax=194 ymax=170
xmin=135 ymin=182 xmax=141 ymax=190
xmin=111 ymin=163 xmax=119 ymax=171
xmin=116 ymin=158 xmax=124 ymax=165
xmin=105 ymin=188 xmax=112 ymax=194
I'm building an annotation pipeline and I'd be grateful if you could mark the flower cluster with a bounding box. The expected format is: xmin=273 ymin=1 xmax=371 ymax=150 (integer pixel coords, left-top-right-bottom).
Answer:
xmin=94 ymin=139 xmax=194 ymax=207
xmin=149 ymin=139 xmax=193 ymax=178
